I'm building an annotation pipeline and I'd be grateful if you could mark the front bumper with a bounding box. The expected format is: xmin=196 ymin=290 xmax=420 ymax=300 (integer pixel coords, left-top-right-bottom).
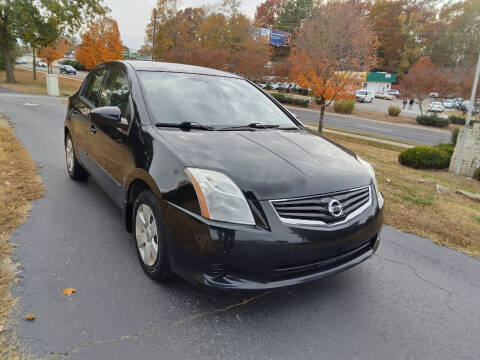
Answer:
xmin=164 ymin=193 xmax=384 ymax=290
xmin=204 ymin=234 xmax=380 ymax=290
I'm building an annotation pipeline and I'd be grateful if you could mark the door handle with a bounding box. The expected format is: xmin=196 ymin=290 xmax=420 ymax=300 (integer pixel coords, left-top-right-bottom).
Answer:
xmin=89 ymin=124 xmax=96 ymax=134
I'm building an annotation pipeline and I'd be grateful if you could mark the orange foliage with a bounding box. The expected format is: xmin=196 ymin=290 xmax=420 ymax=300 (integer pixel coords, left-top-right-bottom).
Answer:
xmin=38 ymin=38 xmax=69 ymax=67
xmin=290 ymin=50 xmax=357 ymax=101
xmin=76 ymin=17 xmax=123 ymax=70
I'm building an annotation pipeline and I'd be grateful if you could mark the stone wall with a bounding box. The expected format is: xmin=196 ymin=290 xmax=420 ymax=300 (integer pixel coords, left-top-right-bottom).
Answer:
xmin=449 ymin=123 xmax=480 ymax=176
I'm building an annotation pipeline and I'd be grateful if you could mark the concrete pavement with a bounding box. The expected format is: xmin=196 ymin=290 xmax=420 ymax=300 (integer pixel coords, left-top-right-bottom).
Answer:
xmin=1 ymin=91 xmax=479 ymax=360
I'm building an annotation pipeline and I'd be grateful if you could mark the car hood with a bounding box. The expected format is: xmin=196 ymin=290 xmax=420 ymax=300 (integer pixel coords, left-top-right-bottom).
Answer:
xmin=157 ymin=129 xmax=371 ymax=200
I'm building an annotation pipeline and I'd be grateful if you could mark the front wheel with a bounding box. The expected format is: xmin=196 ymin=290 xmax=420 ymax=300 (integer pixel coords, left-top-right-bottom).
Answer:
xmin=133 ymin=190 xmax=171 ymax=281
xmin=65 ymin=133 xmax=89 ymax=181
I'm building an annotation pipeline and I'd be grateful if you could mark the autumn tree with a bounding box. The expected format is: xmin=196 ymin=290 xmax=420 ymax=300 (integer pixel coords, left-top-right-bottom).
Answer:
xmin=0 ymin=0 xmax=106 ymax=83
xmin=424 ymin=0 xmax=480 ymax=69
xmin=38 ymin=38 xmax=69 ymax=73
xmin=400 ymin=56 xmax=444 ymax=115
xmin=275 ymin=0 xmax=313 ymax=33
xmin=254 ymin=0 xmax=286 ymax=27
xmin=291 ymin=0 xmax=377 ymax=133
xmin=76 ymin=17 xmax=124 ymax=70
xmin=231 ymin=39 xmax=270 ymax=81
xmin=368 ymin=0 xmax=405 ymax=73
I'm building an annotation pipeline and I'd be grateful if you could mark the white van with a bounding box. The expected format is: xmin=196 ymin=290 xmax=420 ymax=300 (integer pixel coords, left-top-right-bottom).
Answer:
xmin=355 ymin=90 xmax=374 ymax=103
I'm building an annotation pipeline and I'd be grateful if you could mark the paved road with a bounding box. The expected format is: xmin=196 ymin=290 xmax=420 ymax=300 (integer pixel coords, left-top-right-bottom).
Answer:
xmin=288 ymin=107 xmax=452 ymax=145
xmin=2 ymin=92 xmax=480 ymax=360
xmin=15 ymin=63 xmax=88 ymax=79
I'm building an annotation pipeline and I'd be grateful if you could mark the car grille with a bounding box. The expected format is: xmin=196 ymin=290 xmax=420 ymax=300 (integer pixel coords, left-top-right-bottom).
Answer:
xmin=271 ymin=185 xmax=371 ymax=226
xmin=270 ymin=237 xmax=376 ymax=282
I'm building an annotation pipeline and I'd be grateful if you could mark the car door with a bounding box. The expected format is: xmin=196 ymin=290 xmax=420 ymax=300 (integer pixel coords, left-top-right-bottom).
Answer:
xmin=70 ymin=66 xmax=107 ymax=173
xmin=88 ymin=65 xmax=131 ymax=207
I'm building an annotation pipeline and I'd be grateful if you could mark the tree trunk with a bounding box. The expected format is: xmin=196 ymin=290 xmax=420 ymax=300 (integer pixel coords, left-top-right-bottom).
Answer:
xmin=418 ymin=99 xmax=423 ymax=116
xmin=318 ymin=97 xmax=325 ymax=134
xmin=0 ymin=42 xmax=16 ymax=83
xmin=32 ymin=47 xmax=37 ymax=80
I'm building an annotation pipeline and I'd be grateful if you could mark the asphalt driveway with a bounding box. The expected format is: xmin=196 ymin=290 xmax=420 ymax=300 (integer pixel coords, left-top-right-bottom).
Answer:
xmin=1 ymin=92 xmax=479 ymax=360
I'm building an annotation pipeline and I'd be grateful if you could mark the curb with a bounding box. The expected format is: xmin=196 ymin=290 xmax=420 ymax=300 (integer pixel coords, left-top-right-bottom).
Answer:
xmin=303 ymin=123 xmax=414 ymax=149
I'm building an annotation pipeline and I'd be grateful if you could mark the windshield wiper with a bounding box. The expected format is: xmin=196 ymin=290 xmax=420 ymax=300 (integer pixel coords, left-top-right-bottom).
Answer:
xmin=219 ymin=123 xmax=281 ymax=131
xmin=155 ymin=121 xmax=214 ymax=131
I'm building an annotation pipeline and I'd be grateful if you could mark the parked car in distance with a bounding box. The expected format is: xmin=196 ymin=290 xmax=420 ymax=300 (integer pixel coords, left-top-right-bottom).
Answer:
xmin=36 ymin=60 xmax=47 ymax=68
xmin=15 ymin=57 xmax=28 ymax=64
xmin=355 ymin=89 xmax=374 ymax=103
xmin=387 ymin=89 xmax=400 ymax=97
xmin=459 ymin=100 xmax=479 ymax=115
xmin=443 ymin=99 xmax=456 ymax=109
xmin=429 ymin=92 xmax=439 ymax=98
xmin=375 ymin=92 xmax=394 ymax=100
xmin=59 ymin=65 xmax=77 ymax=75
xmin=64 ymin=61 xmax=384 ymax=290
xmin=427 ymin=101 xmax=444 ymax=113
xmin=269 ymin=82 xmax=282 ymax=90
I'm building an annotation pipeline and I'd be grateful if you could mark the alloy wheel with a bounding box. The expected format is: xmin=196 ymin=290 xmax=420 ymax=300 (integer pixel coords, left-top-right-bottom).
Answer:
xmin=135 ymin=204 xmax=159 ymax=266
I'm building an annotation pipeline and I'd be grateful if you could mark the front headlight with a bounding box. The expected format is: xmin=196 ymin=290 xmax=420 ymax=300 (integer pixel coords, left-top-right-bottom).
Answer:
xmin=185 ymin=168 xmax=255 ymax=225
xmin=357 ymin=157 xmax=384 ymax=209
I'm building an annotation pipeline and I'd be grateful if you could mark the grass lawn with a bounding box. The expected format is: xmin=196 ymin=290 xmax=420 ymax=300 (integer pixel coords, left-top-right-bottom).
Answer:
xmin=324 ymin=132 xmax=480 ymax=258
xmin=0 ymin=67 xmax=82 ymax=97
xmin=0 ymin=119 xmax=44 ymax=359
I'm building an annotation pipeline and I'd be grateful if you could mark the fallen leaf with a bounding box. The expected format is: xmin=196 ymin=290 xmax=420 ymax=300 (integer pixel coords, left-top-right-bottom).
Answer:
xmin=25 ymin=314 xmax=35 ymax=321
xmin=62 ymin=287 xmax=76 ymax=296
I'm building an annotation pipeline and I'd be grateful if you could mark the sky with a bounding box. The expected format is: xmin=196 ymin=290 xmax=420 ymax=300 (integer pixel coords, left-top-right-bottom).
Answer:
xmin=103 ymin=0 xmax=259 ymax=51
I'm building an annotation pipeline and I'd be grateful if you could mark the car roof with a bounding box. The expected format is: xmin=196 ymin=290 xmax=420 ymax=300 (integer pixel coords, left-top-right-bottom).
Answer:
xmin=123 ymin=60 xmax=242 ymax=79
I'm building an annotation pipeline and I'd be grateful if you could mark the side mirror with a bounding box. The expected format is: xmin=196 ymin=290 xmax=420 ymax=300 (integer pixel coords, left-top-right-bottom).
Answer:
xmin=90 ymin=106 xmax=128 ymax=129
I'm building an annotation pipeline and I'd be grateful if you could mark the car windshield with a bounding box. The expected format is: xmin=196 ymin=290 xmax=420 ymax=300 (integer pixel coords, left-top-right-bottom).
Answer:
xmin=357 ymin=91 xmax=367 ymax=95
xmin=138 ymin=71 xmax=296 ymax=128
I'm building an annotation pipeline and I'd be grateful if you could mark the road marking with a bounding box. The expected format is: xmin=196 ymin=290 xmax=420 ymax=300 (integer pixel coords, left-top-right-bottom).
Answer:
xmin=24 ymin=103 xmax=38 ymax=106
xmin=355 ymin=124 xmax=392 ymax=132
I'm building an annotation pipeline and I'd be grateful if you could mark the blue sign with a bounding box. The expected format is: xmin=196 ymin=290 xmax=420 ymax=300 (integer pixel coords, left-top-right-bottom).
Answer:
xmin=270 ymin=30 xmax=291 ymax=47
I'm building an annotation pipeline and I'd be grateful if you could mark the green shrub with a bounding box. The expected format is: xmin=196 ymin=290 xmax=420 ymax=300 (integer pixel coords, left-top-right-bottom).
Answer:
xmin=416 ymin=114 xmax=449 ymax=127
xmin=474 ymin=168 xmax=480 ymax=181
xmin=448 ymin=115 xmax=465 ymax=125
xmin=388 ymin=106 xmax=401 ymax=117
xmin=333 ymin=100 xmax=355 ymax=114
xmin=435 ymin=143 xmax=454 ymax=156
xmin=271 ymin=93 xmax=309 ymax=107
xmin=398 ymin=144 xmax=453 ymax=169
xmin=451 ymin=128 xmax=459 ymax=145
xmin=60 ymin=59 xmax=86 ymax=71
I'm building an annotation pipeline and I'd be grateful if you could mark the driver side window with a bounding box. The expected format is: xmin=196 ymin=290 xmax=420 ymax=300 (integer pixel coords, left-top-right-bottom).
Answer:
xmin=99 ymin=68 xmax=130 ymax=118
xmin=84 ymin=68 xmax=106 ymax=106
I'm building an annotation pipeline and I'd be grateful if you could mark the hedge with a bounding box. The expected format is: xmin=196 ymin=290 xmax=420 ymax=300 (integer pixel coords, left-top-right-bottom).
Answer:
xmin=333 ymin=100 xmax=355 ymax=114
xmin=60 ymin=59 xmax=86 ymax=71
xmin=398 ymin=144 xmax=454 ymax=169
xmin=388 ymin=106 xmax=401 ymax=117
xmin=451 ymin=128 xmax=459 ymax=145
xmin=448 ymin=115 xmax=465 ymax=124
xmin=474 ymin=168 xmax=480 ymax=181
xmin=416 ymin=114 xmax=449 ymax=127
xmin=271 ymin=93 xmax=309 ymax=107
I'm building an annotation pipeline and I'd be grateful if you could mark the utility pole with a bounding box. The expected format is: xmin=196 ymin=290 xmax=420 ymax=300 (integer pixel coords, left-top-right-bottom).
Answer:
xmin=455 ymin=51 xmax=480 ymax=175
xmin=151 ymin=9 xmax=157 ymax=61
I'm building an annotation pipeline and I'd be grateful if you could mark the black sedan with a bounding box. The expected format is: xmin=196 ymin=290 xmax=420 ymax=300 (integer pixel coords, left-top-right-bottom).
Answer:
xmin=64 ymin=61 xmax=384 ymax=290
xmin=59 ymin=65 xmax=77 ymax=75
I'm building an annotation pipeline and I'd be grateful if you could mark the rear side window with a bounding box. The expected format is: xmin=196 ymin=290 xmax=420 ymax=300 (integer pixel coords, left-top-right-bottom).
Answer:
xmin=99 ymin=68 xmax=130 ymax=117
xmin=84 ymin=68 xmax=106 ymax=106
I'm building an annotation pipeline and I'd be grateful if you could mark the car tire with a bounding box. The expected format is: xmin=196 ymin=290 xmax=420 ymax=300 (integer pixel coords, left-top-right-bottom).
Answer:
xmin=133 ymin=189 xmax=171 ymax=281
xmin=65 ymin=133 xmax=89 ymax=181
